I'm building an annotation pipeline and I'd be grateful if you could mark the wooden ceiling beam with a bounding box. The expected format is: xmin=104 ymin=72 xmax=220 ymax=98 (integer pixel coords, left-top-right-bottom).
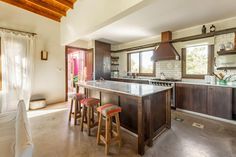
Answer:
xmin=0 ymin=0 xmax=61 ymax=21
xmin=54 ymin=0 xmax=74 ymax=9
xmin=25 ymin=0 xmax=66 ymax=16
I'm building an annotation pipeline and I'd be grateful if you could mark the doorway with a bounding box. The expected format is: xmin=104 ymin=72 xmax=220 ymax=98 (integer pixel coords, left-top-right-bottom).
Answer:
xmin=65 ymin=46 xmax=93 ymax=101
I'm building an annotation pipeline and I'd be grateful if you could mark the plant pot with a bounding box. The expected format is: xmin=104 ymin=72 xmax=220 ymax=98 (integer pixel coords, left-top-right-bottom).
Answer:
xmin=218 ymin=80 xmax=227 ymax=85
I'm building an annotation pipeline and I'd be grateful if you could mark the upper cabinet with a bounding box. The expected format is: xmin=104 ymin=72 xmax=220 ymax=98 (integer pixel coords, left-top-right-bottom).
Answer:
xmin=94 ymin=41 xmax=111 ymax=80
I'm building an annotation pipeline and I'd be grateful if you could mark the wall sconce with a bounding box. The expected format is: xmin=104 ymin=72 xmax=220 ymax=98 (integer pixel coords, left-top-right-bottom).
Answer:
xmin=41 ymin=50 xmax=48 ymax=60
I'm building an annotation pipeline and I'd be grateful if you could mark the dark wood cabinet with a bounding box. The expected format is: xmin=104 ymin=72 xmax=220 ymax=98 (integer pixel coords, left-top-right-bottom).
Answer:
xmin=176 ymin=83 xmax=233 ymax=120
xmin=207 ymin=86 xmax=232 ymax=119
xmin=176 ymin=83 xmax=207 ymax=114
xmin=94 ymin=40 xmax=111 ymax=80
xmin=233 ymin=89 xmax=236 ymax=120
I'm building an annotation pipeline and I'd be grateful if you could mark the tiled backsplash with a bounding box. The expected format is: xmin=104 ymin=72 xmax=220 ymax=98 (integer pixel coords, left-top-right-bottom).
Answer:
xmin=156 ymin=60 xmax=181 ymax=80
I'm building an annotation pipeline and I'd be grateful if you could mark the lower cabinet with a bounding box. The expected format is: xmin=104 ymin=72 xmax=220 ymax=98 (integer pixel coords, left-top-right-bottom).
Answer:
xmin=208 ymin=86 xmax=232 ymax=119
xmin=176 ymin=83 xmax=233 ymax=120
xmin=176 ymin=84 xmax=207 ymax=114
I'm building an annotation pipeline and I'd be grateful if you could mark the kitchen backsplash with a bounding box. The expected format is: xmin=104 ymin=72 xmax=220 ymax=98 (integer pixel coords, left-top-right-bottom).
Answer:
xmin=155 ymin=60 xmax=181 ymax=80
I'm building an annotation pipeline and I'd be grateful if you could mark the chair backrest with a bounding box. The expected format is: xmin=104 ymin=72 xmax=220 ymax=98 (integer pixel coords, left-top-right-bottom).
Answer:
xmin=15 ymin=100 xmax=33 ymax=157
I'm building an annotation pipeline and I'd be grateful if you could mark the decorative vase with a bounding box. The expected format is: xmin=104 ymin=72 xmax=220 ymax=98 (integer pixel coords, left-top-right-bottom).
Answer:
xmin=225 ymin=42 xmax=234 ymax=50
xmin=210 ymin=25 xmax=216 ymax=32
xmin=202 ymin=25 xmax=206 ymax=34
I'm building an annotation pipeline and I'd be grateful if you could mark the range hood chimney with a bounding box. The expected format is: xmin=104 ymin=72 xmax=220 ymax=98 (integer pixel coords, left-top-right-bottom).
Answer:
xmin=152 ymin=31 xmax=180 ymax=62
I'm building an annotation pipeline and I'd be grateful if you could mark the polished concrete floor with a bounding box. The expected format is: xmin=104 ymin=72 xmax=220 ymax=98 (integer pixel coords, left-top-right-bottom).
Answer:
xmin=28 ymin=102 xmax=236 ymax=157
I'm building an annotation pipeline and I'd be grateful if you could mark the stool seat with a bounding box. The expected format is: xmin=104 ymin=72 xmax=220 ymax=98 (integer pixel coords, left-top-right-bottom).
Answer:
xmin=97 ymin=103 xmax=122 ymax=155
xmin=69 ymin=93 xmax=85 ymax=125
xmin=80 ymin=97 xmax=100 ymax=136
xmin=74 ymin=93 xmax=86 ymax=100
xmin=81 ymin=98 xmax=100 ymax=107
xmin=97 ymin=104 xmax=121 ymax=117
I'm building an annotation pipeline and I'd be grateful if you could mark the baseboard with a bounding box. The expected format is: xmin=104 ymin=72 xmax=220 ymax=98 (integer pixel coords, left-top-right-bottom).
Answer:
xmin=176 ymin=108 xmax=236 ymax=125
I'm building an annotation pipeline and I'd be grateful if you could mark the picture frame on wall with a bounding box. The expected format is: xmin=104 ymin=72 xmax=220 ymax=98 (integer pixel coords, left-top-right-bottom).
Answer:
xmin=41 ymin=50 xmax=48 ymax=60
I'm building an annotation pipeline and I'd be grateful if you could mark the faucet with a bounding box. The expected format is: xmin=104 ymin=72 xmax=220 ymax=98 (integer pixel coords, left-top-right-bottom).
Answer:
xmin=160 ymin=72 xmax=166 ymax=80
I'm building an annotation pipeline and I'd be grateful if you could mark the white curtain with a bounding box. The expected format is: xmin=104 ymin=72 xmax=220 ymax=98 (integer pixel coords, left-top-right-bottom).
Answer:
xmin=0 ymin=31 xmax=35 ymax=113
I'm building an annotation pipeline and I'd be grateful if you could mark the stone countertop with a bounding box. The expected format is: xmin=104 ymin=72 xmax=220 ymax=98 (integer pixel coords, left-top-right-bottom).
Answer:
xmin=111 ymin=77 xmax=152 ymax=81
xmin=177 ymin=80 xmax=236 ymax=88
xmin=77 ymin=80 xmax=171 ymax=97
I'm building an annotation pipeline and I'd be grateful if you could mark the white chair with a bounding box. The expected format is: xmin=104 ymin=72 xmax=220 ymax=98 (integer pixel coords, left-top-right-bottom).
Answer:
xmin=0 ymin=100 xmax=33 ymax=157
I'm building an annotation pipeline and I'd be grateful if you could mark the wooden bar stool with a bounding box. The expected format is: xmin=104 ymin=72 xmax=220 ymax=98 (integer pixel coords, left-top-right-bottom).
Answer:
xmin=97 ymin=104 xmax=122 ymax=155
xmin=80 ymin=98 xmax=100 ymax=136
xmin=69 ymin=93 xmax=85 ymax=125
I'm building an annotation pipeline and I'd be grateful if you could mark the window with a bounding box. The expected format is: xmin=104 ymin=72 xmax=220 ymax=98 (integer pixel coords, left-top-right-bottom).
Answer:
xmin=0 ymin=38 xmax=1 ymax=90
xmin=182 ymin=45 xmax=214 ymax=79
xmin=128 ymin=50 xmax=155 ymax=76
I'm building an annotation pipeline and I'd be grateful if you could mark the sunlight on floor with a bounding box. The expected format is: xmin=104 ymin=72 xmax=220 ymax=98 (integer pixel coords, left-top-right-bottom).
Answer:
xmin=27 ymin=107 xmax=68 ymax=118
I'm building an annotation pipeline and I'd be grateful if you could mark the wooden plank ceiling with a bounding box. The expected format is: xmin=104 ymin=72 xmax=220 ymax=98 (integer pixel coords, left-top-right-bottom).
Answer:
xmin=0 ymin=0 xmax=77 ymax=22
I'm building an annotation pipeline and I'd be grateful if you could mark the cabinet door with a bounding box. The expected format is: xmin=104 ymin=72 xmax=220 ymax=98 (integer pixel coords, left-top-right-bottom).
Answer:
xmin=85 ymin=49 xmax=93 ymax=80
xmin=233 ymin=89 xmax=236 ymax=120
xmin=95 ymin=41 xmax=111 ymax=80
xmin=192 ymin=85 xmax=208 ymax=114
xmin=176 ymin=84 xmax=207 ymax=114
xmin=176 ymin=83 xmax=193 ymax=111
xmin=207 ymin=86 xmax=232 ymax=119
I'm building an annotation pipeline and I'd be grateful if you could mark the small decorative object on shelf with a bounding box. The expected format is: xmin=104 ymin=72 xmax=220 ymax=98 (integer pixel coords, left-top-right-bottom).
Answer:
xmin=225 ymin=42 xmax=234 ymax=50
xmin=201 ymin=25 xmax=206 ymax=34
xmin=218 ymin=44 xmax=225 ymax=51
xmin=210 ymin=24 xmax=216 ymax=32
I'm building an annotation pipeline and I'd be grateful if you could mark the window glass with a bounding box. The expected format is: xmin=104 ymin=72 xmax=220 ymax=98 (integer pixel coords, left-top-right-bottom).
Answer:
xmin=130 ymin=53 xmax=139 ymax=73
xmin=128 ymin=50 xmax=154 ymax=76
xmin=140 ymin=51 xmax=153 ymax=73
xmin=186 ymin=45 xmax=208 ymax=75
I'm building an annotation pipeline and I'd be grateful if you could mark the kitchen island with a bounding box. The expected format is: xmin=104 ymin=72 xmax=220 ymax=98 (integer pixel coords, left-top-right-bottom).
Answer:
xmin=77 ymin=80 xmax=171 ymax=155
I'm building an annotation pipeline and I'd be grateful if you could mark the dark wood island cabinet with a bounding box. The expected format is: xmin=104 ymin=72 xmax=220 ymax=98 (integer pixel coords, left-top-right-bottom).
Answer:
xmin=77 ymin=80 xmax=171 ymax=155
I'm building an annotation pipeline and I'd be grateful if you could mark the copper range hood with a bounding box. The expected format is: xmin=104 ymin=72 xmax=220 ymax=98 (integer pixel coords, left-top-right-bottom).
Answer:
xmin=152 ymin=31 xmax=180 ymax=61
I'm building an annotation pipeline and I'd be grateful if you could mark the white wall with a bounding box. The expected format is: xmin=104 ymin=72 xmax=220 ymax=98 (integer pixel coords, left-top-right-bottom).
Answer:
xmin=60 ymin=0 xmax=150 ymax=45
xmin=0 ymin=2 xmax=65 ymax=104
xmin=111 ymin=17 xmax=236 ymax=79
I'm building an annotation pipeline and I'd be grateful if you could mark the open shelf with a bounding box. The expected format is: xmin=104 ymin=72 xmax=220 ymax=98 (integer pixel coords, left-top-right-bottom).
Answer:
xmin=111 ymin=70 xmax=119 ymax=72
xmin=217 ymin=50 xmax=236 ymax=56
xmin=217 ymin=66 xmax=236 ymax=70
xmin=111 ymin=56 xmax=119 ymax=60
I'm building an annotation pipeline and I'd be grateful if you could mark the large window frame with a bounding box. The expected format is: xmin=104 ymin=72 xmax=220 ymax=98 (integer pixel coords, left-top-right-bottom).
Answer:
xmin=0 ymin=37 xmax=1 ymax=90
xmin=182 ymin=45 xmax=214 ymax=79
xmin=127 ymin=50 xmax=155 ymax=77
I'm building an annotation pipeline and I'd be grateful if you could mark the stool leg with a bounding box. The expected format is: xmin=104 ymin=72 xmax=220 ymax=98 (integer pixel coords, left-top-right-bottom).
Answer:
xmin=74 ymin=99 xmax=78 ymax=125
xmin=91 ymin=106 xmax=95 ymax=124
xmin=97 ymin=112 xmax=102 ymax=145
xmin=78 ymin=100 xmax=82 ymax=117
xmin=69 ymin=99 xmax=74 ymax=122
xmin=105 ymin=117 xmax=111 ymax=155
xmin=81 ymin=105 xmax=86 ymax=131
xmin=87 ymin=106 xmax=91 ymax=136
xmin=115 ymin=114 xmax=121 ymax=148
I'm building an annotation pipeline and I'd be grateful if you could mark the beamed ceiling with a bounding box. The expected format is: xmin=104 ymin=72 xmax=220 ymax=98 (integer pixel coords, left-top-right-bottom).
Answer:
xmin=0 ymin=0 xmax=77 ymax=22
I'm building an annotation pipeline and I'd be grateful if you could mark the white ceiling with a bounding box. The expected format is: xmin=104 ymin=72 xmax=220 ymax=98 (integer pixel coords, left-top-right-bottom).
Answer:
xmin=84 ymin=0 xmax=236 ymax=44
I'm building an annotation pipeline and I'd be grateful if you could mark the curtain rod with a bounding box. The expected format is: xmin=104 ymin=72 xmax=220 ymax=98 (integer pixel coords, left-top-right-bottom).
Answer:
xmin=0 ymin=26 xmax=37 ymax=36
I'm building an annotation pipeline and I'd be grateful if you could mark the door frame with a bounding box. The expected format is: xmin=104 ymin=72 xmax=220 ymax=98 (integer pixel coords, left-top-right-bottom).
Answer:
xmin=65 ymin=46 xmax=93 ymax=101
